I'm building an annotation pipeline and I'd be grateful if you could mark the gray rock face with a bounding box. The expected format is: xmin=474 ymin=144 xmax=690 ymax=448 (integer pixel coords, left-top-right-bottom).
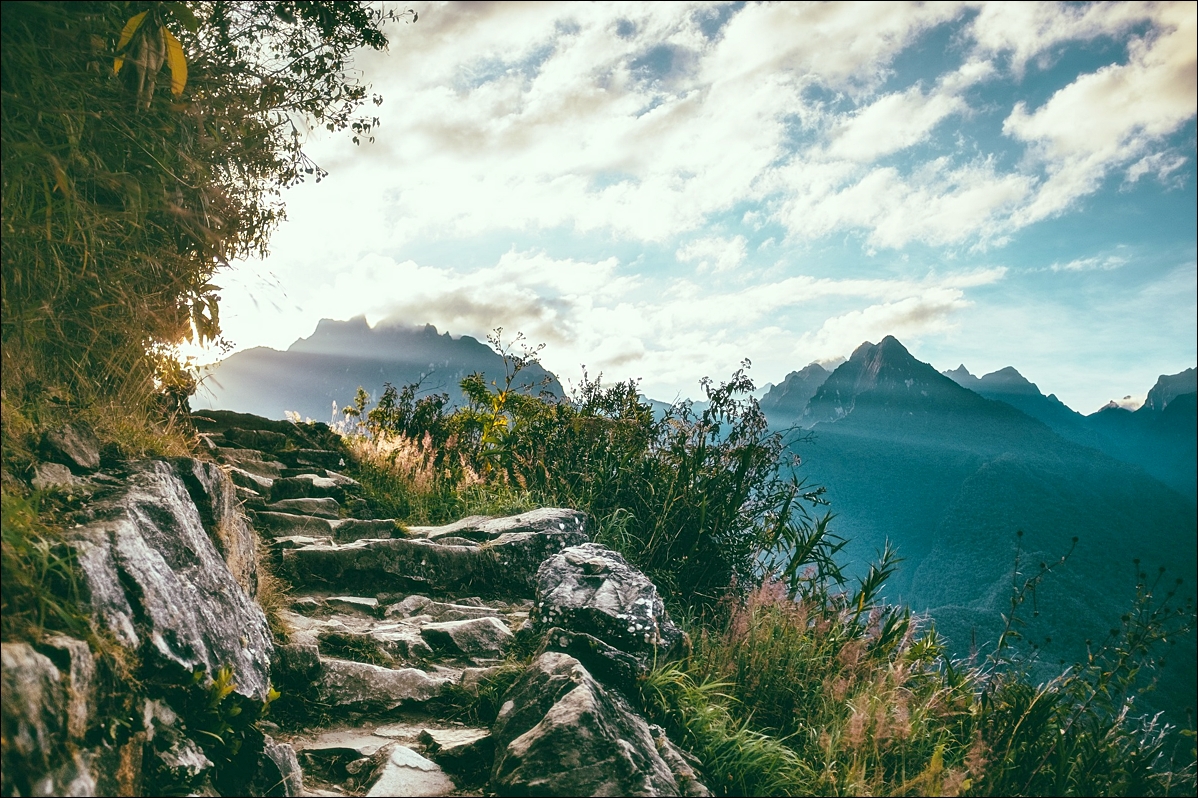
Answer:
xmin=272 ymin=474 xmax=345 ymax=501
xmin=284 ymin=518 xmax=589 ymax=597
xmin=252 ymin=510 xmax=335 ymax=537
xmin=30 ymin=462 xmax=84 ymax=491
xmin=69 ymin=459 xmax=274 ymax=700
xmin=39 ymin=635 xmax=95 ymax=742
xmin=418 ymin=727 xmax=494 ymax=785
xmin=316 ymin=658 xmax=447 ymax=713
xmin=365 ymin=745 xmax=455 ymax=797
xmin=41 ymin=422 xmax=101 ymax=472
xmin=254 ymin=738 xmax=305 ymax=797
xmin=1 ymin=643 xmax=66 ymax=788
xmin=174 ymin=458 xmax=261 ymax=599
xmin=534 ymin=543 xmax=687 ymax=668
xmin=421 ymin=617 xmax=513 ymax=660
xmin=490 ymin=652 xmax=690 ymax=797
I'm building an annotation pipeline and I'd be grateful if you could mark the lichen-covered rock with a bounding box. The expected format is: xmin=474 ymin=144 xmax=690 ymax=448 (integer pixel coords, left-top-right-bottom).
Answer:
xmin=533 ymin=543 xmax=687 ymax=666
xmin=41 ymin=422 xmax=101 ymax=472
xmin=69 ymin=459 xmax=274 ymax=700
xmin=421 ymin=616 xmax=513 ymax=660
xmin=490 ymin=652 xmax=696 ymax=797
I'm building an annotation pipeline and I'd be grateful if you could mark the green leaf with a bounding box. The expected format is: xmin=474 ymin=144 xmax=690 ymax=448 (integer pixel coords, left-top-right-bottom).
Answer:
xmin=113 ymin=11 xmax=148 ymax=74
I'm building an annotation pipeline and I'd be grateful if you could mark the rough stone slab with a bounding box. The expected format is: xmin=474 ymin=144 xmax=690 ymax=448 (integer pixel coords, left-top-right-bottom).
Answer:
xmin=418 ymin=728 xmax=494 ymax=784
xmin=421 ymin=617 xmax=513 ymax=659
xmin=365 ymin=746 xmax=455 ymax=797
xmin=541 ymin=627 xmax=646 ymax=689
xmin=38 ymin=635 xmax=95 ymax=742
xmin=272 ymin=475 xmax=344 ymax=501
xmin=255 ymin=738 xmax=304 ymax=796
xmin=215 ymin=449 xmax=286 ymax=479
xmin=534 ymin=543 xmax=687 ymax=664
xmin=227 ymin=466 xmax=274 ymax=493
xmin=413 ymin=508 xmax=591 ymax=543
xmin=1 ymin=643 xmax=66 ymax=785
xmin=316 ymin=658 xmax=447 ymax=713
xmin=224 ymin=427 xmax=289 ymax=451
xmin=277 ymin=449 xmax=346 ymax=470
xmin=284 ymin=519 xmax=588 ymax=597
xmin=253 ymin=511 xmax=335 ymax=536
xmin=273 ymin=642 xmax=323 ymax=689
xmin=326 ymin=596 xmax=379 ymax=614
xmin=41 ymin=422 xmax=101 ymax=472
xmin=31 ymin=462 xmax=85 ymax=491
xmin=70 ymin=460 xmax=273 ymax=700
xmin=331 ymin=518 xmax=399 ymax=543
xmin=267 ymin=497 xmax=341 ymax=519
xmin=491 ymin=652 xmax=697 ymax=797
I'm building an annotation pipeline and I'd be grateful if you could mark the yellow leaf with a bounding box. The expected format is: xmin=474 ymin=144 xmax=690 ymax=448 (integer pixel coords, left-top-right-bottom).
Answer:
xmin=163 ymin=28 xmax=187 ymax=97
xmin=113 ymin=11 xmax=148 ymax=74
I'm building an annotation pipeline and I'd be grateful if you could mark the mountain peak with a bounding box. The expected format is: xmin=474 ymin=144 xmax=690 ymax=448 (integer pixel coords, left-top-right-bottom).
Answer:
xmin=943 ymin=364 xmax=979 ymax=387
xmin=1142 ymin=367 xmax=1197 ymax=413
xmin=977 ymin=366 xmax=1040 ymax=396
xmin=804 ymin=336 xmax=977 ymax=424
xmin=760 ymin=362 xmax=831 ymax=425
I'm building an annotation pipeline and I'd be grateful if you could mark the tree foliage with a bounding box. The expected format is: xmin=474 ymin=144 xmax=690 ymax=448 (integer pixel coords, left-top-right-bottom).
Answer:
xmin=1 ymin=0 xmax=402 ymax=417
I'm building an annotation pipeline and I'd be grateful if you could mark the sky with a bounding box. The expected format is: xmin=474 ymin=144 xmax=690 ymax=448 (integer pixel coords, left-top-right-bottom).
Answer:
xmin=206 ymin=1 xmax=1197 ymax=413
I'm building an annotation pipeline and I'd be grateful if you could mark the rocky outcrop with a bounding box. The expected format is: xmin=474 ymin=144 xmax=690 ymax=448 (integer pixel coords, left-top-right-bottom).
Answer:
xmin=70 ymin=459 xmax=273 ymax=700
xmin=490 ymin=652 xmax=705 ymax=797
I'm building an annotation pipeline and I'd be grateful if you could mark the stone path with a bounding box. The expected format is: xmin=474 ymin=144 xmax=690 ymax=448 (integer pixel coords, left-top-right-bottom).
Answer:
xmin=193 ymin=410 xmax=708 ymax=797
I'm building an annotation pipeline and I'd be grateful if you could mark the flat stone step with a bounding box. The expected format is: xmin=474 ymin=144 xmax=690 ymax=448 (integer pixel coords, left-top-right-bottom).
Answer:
xmin=226 ymin=466 xmax=273 ymax=493
xmin=252 ymin=511 xmax=335 ymax=536
xmin=277 ymin=449 xmax=347 ymax=470
xmin=267 ymin=497 xmax=341 ymax=518
xmin=330 ymin=518 xmax=400 ymax=543
xmin=365 ymin=746 xmax=455 ymax=797
xmin=283 ymin=523 xmax=587 ymax=596
xmin=421 ymin=617 xmax=513 ymax=661
xmin=315 ymin=657 xmax=452 ymax=713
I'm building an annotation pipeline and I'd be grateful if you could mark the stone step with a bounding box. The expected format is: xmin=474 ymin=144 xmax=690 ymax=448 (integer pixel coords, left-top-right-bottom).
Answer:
xmin=283 ymin=520 xmax=588 ymax=597
xmin=314 ymin=657 xmax=452 ymax=714
xmin=252 ymin=511 xmax=335 ymax=537
xmin=224 ymin=426 xmax=289 ymax=451
xmin=214 ymin=448 xmax=287 ymax=478
xmin=420 ymin=617 xmax=513 ymax=661
xmin=266 ymin=497 xmax=342 ymax=519
xmin=276 ymin=449 xmax=347 ymax=470
xmin=331 ymin=518 xmax=400 ymax=543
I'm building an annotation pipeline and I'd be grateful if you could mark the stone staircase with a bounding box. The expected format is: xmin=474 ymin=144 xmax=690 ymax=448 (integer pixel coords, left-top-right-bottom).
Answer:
xmin=192 ymin=410 xmax=705 ymax=797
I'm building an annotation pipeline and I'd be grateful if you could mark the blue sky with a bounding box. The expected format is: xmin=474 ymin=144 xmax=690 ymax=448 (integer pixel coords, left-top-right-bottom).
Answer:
xmin=207 ymin=1 xmax=1196 ymax=412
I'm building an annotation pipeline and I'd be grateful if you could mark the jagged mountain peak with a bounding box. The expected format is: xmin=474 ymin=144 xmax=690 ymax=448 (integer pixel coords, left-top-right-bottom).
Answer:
xmin=804 ymin=337 xmax=977 ymax=424
xmin=942 ymin=364 xmax=979 ymax=387
xmin=759 ymin=362 xmax=831 ymax=425
xmin=1142 ymin=367 xmax=1197 ymax=413
xmin=977 ymin=366 xmax=1040 ymax=396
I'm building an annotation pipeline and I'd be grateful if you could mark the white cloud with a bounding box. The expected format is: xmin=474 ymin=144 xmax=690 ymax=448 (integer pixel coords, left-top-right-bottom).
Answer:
xmin=1049 ymin=255 xmax=1128 ymax=272
xmin=675 ymin=235 xmax=747 ymax=272
xmin=1003 ymin=3 xmax=1196 ymax=225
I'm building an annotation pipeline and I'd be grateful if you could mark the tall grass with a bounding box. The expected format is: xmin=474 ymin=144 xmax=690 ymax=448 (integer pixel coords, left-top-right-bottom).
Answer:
xmin=334 ymin=343 xmax=1196 ymax=796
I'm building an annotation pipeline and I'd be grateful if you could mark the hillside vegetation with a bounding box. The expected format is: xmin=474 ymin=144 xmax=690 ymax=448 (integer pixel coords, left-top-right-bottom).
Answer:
xmin=330 ymin=340 xmax=1197 ymax=796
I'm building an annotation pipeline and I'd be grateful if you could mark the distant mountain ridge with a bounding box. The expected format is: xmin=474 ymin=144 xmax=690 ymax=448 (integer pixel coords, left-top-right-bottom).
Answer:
xmin=757 ymin=337 xmax=1195 ymax=724
xmin=194 ymin=316 xmax=564 ymax=422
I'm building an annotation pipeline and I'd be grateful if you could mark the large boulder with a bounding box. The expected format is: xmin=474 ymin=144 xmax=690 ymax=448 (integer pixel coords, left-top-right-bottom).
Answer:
xmin=69 ymin=459 xmax=274 ymax=700
xmin=421 ymin=617 xmax=513 ymax=660
xmin=533 ymin=543 xmax=687 ymax=674
xmin=490 ymin=652 xmax=704 ymax=796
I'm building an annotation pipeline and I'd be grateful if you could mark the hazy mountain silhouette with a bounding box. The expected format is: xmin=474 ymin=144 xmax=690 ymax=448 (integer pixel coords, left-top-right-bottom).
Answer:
xmin=779 ymin=337 xmax=1196 ymax=723
xmin=194 ymin=316 xmax=564 ymax=422
xmin=936 ymin=364 xmax=1197 ymax=503
xmin=759 ymin=363 xmax=830 ymax=426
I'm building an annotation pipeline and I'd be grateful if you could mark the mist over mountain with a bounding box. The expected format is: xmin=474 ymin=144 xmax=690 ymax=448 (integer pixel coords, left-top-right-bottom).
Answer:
xmin=770 ymin=338 xmax=1196 ymax=723
xmin=193 ymin=316 xmax=564 ymax=422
